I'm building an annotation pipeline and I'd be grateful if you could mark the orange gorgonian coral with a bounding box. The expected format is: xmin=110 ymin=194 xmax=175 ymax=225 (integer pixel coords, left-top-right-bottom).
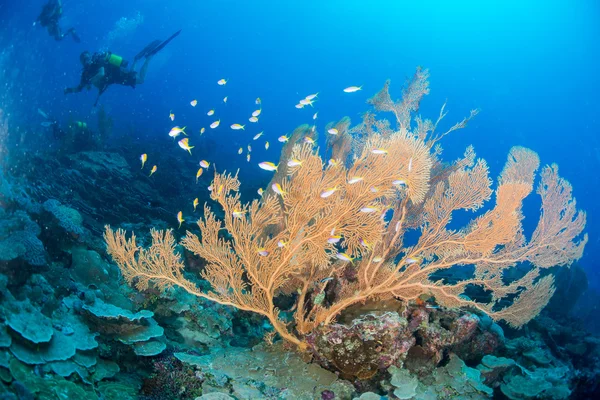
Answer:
xmin=105 ymin=68 xmax=587 ymax=350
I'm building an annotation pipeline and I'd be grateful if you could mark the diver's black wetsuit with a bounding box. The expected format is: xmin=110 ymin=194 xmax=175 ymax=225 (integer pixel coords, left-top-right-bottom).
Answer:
xmin=64 ymin=30 xmax=181 ymax=105
xmin=64 ymin=52 xmax=138 ymax=105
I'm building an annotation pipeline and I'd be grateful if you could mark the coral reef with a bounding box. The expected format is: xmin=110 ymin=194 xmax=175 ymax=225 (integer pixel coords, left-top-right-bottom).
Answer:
xmin=0 ymin=68 xmax=596 ymax=399
xmin=106 ymin=69 xmax=587 ymax=356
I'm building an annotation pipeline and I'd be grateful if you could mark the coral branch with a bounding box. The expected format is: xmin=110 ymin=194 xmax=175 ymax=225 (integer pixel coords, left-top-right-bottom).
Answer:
xmin=105 ymin=69 xmax=586 ymax=349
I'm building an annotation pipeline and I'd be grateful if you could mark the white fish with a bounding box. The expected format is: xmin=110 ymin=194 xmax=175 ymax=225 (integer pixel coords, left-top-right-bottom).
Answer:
xmin=371 ymin=148 xmax=388 ymax=155
xmin=343 ymin=86 xmax=362 ymax=93
xmin=320 ymin=187 xmax=337 ymax=198
xmin=360 ymin=206 xmax=379 ymax=213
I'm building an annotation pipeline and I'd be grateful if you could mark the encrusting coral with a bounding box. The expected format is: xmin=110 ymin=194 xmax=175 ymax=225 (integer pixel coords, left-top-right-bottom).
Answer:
xmin=105 ymin=67 xmax=587 ymax=351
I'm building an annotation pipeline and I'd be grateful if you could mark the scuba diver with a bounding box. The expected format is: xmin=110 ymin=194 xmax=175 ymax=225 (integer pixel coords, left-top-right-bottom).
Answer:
xmin=36 ymin=0 xmax=80 ymax=42
xmin=64 ymin=30 xmax=181 ymax=106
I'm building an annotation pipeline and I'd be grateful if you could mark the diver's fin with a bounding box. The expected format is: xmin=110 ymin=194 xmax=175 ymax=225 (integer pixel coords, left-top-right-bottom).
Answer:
xmin=38 ymin=108 xmax=49 ymax=119
xmin=145 ymin=29 xmax=182 ymax=58
xmin=134 ymin=40 xmax=162 ymax=63
xmin=70 ymin=29 xmax=81 ymax=43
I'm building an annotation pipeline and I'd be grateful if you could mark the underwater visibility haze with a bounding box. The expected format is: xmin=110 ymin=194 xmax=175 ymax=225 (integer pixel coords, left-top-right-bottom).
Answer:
xmin=0 ymin=0 xmax=599 ymax=399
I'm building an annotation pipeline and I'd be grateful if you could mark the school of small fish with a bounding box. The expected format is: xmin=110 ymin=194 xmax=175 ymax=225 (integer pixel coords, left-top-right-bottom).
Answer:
xmin=152 ymin=79 xmax=415 ymax=272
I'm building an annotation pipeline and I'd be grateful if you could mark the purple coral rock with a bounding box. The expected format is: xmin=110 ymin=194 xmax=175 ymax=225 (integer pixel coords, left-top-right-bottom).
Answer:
xmin=453 ymin=313 xmax=480 ymax=341
xmin=321 ymin=389 xmax=335 ymax=400
xmin=306 ymin=312 xmax=414 ymax=379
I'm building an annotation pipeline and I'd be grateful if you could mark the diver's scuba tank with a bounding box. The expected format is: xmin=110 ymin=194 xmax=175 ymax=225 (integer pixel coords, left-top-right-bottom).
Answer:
xmin=105 ymin=52 xmax=129 ymax=69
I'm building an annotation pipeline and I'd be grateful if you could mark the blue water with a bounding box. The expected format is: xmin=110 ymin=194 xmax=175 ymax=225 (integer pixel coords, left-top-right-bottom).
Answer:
xmin=1 ymin=0 xmax=599 ymax=397
xmin=2 ymin=1 xmax=598 ymax=267
xmin=11 ymin=1 xmax=598 ymax=281
xmin=0 ymin=2 xmax=596 ymax=276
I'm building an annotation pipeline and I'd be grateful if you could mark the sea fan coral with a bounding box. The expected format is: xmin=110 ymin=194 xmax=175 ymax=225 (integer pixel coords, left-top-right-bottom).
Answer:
xmin=105 ymin=68 xmax=586 ymax=350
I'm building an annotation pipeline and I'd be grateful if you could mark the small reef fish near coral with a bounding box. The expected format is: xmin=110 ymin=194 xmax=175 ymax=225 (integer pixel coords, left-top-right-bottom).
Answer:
xmin=0 ymin=2 xmax=598 ymax=400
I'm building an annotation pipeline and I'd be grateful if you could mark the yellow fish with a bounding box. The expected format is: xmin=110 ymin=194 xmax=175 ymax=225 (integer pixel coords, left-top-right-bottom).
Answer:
xmin=328 ymin=235 xmax=342 ymax=244
xmin=327 ymin=128 xmax=338 ymax=135
xmin=295 ymin=103 xmax=305 ymax=109
xmin=199 ymin=160 xmax=210 ymax=168
xmin=257 ymin=247 xmax=269 ymax=257
xmin=247 ymin=144 xmax=252 ymax=152
xmin=247 ymin=153 xmax=251 ymax=162
xmin=257 ymin=188 xmax=264 ymax=196
xmin=299 ymin=99 xmax=314 ymax=107
xmin=255 ymin=97 xmax=261 ymax=105
xmin=277 ymin=240 xmax=287 ymax=248
xmin=238 ymin=147 xmax=243 ymax=154
xmin=231 ymin=123 xmax=245 ymax=130
xmin=304 ymin=136 xmax=315 ymax=144
xmin=169 ymin=126 xmax=187 ymax=138
xmin=348 ymin=176 xmax=364 ymax=184
xmin=287 ymin=159 xmax=302 ymax=167
xmin=252 ymin=109 xmax=262 ymax=117
xmin=217 ymin=78 xmax=228 ymax=85
xmin=328 ymin=159 xmax=340 ymax=167
xmin=196 ymin=168 xmax=203 ymax=183
xmin=232 ymin=210 xmax=246 ymax=218
xmin=149 ymin=165 xmax=157 ymax=176
xmin=200 ymin=127 xmax=205 ymax=134
xmin=178 ymin=138 xmax=194 ymax=155
xmin=140 ymin=153 xmax=147 ymax=169
xmin=190 ymin=99 xmax=198 ymax=107
xmin=373 ymin=256 xmax=383 ymax=263
xmin=259 ymin=161 xmax=278 ymax=171
xmin=253 ymin=132 xmax=263 ymax=140
xmin=193 ymin=198 xmax=199 ymax=211
xmin=210 ymin=120 xmax=220 ymax=129
xmin=272 ymin=183 xmax=285 ymax=196
xmin=177 ymin=211 xmax=184 ymax=228
xmin=336 ymin=253 xmax=354 ymax=262
xmin=207 ymin=109 xmax=215 ymax=116
xmin=265 ymin=141 xmax=269 ymax=150
xmin=343 ymin=85 xmax=362 ymax=93
xmin=313 ymin=112 xmax=318 ymax=120
xmin=305 ymin=93 xmax=318 ymax=100
xmin=249 ymin=116 xmax=259 ymax=123
xmin=278 ymin=135 xmax=288 ymax=143
xmin=169 ymin=111 xmax=175 ymax=121
xmin=223 ymin=96 xmax=228 ymax=103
